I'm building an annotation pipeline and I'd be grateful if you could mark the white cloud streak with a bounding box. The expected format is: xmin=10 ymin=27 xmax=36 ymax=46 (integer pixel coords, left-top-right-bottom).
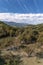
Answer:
xmin=0 ymin=13 xmax=43 ymax=24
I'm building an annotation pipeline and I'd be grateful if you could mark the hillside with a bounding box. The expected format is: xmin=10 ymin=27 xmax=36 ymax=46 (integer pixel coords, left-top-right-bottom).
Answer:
xmin=0 ymin=21 xmax=43 ymax=51
xmin=0 ymin=21 xmax=43 ymax=65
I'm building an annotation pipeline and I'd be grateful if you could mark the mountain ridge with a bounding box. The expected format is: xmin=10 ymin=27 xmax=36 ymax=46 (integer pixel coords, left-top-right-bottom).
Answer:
xmin=3 ymin=21 xmax=28 ymax=27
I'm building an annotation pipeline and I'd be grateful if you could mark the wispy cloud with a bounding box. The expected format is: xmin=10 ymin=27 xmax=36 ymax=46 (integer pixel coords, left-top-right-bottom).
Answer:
xmin=0 ymin=13 xmax=43 ymax=24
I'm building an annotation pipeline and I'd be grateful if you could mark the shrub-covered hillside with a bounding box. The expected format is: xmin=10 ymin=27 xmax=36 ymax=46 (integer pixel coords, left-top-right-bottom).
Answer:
xmin=0 ymin=21 xmax=43 ymax=65
xmin=0 ymin=21 xmax=20 ymax=38
xmin=0 ymin=21 xmax=21 ymax=48
xmin=0 ymin=21 xmax=43 ymax=48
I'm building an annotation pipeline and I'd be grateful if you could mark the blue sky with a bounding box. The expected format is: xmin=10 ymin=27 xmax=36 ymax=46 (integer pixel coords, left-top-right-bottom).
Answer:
xmin=0 ymin=0 xmax=43 ymax=24
xmin=0 ymin=0 xmax=43 ymax=13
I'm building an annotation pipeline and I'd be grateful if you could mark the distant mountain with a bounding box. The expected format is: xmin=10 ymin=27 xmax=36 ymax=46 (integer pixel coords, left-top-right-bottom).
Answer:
xmin=4 ymin=22 xmax=28 ymax=27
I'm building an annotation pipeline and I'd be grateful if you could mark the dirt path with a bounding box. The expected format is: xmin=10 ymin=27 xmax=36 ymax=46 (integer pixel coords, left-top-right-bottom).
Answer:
xmin=22 ymin=57 xmax=43 ymax=65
